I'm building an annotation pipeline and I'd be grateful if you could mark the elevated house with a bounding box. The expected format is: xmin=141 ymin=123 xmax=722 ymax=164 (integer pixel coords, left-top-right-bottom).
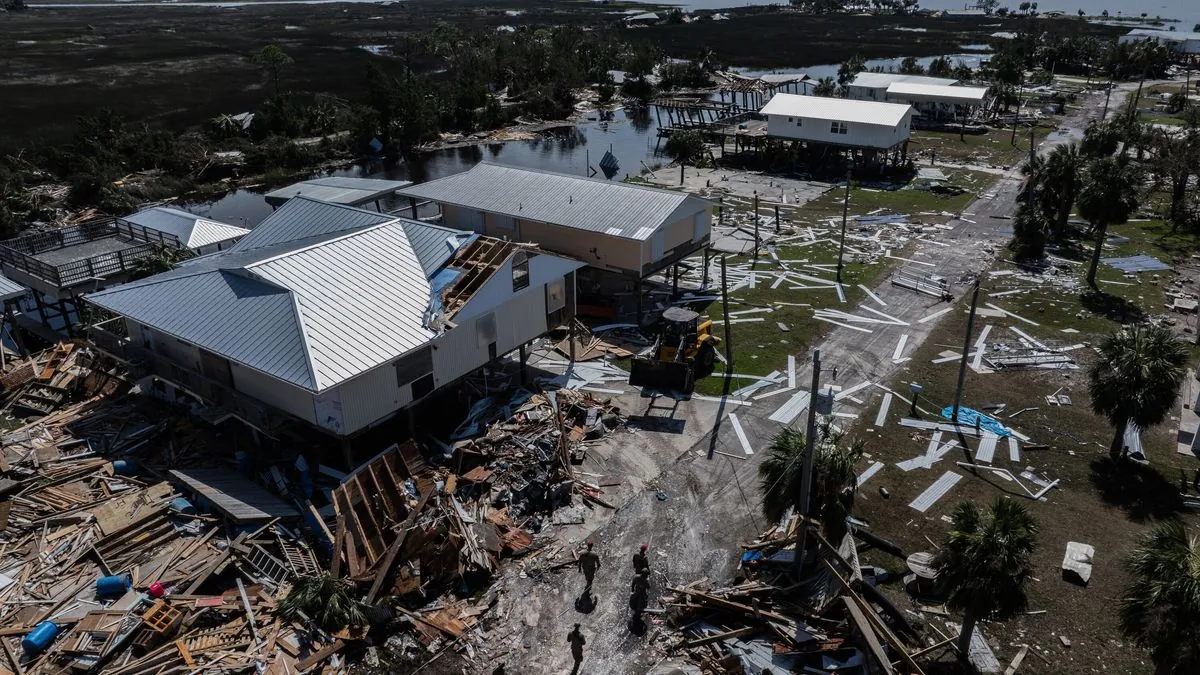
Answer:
xmin=846 ymin=73 xmax=959 ymax=103
xmin=1119 ymin=28 xmax=1200 ymax=60
xmin=264 ymin=176 xmax=413 ymax=211
xmin=883 ymin=82 xmax=990 ymax=123
xmin=759 ymin=94 xmax=914 ymax=163
xmin=396 ymin=163 xmax=713 ymax=318
xmin=86 ymin=197 xmax=583 ymax=443
xmin=0 ymin=207 xmax=248 ymax=335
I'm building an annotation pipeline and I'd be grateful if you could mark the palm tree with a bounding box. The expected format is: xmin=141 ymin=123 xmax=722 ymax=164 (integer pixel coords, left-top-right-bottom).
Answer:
xmin=1120 ymin=521 xmax=1200 ymax=674
xmin=664 ymin=130 xmax=705 ymax=185
xmin=1039 ymin=143 xmax=1081 ymax=239
xmin=277 ymin=572 xmax=366 ymax=632
xmin=1088 ymin=325 xmax=1189 ymax=461
xmin=1077 ymin=155 xmax=1142 ymax=287
xmin=935 ymin=498 xmax=1038 ymax=660
xmin=812 ymin=77 xmax=837 ymax=97
xmin=757 ymin=424 xmax=861 ymax=540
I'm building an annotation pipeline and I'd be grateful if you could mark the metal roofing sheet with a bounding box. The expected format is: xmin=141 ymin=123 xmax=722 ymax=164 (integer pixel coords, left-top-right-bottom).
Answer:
xmin=396 ymin=163 xmax=706 ymax=240
xmin=0 ymin=273 xmax=25 ymax=301
xmin=231 ymin=197 xmax=395 ymax=253
xmin=264 ymin=177 xmax=412 ymax=207
xmin=886 ymin=83 xmax=989 ymax=103
xmin=89 ymin=219 xmax=437 ymax=392
xmin=246 ymin=224 xmax=434 ymax=390
xmin=760 ymin=93 xmax=912 ymax=127
xmin=122 ymin=206 xmax=250 ymax=249
xmin=399 ymin=219 xmax=473 ymax=276
xmin=849 ymin=73 xmax=959 ymax=89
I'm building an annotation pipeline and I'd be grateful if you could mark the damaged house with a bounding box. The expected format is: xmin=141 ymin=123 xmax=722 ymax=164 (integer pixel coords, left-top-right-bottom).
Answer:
xmin=396 ymin=162 xmax=713 ymax=317
xmin=85 ymin=196 xmax=583 ymax=442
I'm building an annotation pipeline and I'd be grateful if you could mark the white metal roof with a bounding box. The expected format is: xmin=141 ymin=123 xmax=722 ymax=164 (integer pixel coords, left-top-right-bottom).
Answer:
xmin=760 ymin=94 xmax=913 ymax=127
xmin=396 ymin=163 xmax=710 ymax=240
xmin=86 ymin=198 xmax=482 ymax=393
xmin=121 ymin=206 xmax=250 ymax=250
xmin=0 ymin=272 xmax=25 ymax=301
xmin=264 ymin=177 xmax=412 ymax=207
xmin=849 ymin=72 xmax=958 ymax=89
xmin=886 ymin=82 xmax=989 ymax=104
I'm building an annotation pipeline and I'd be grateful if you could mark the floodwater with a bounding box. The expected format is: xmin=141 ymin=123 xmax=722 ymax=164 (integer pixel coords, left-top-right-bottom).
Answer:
xmin=188 ymin=51 xmax=998 ymax=227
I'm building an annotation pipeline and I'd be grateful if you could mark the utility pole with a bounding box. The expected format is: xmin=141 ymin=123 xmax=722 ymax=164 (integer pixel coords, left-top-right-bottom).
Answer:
xmin=795 ymin=348 xmax=822 ymax=576
xmin=1027 ymin=124 xmax=1036 ymax=211
xmin=1011 ymin=72 xmax=1024 ymax=146
xmin=952 ymin=278 xmax=982 ymax=423
xmin=836 ymin=169 xmax=851 ymax=284
xmin=720 ymin=256 xmax=732 ymax=369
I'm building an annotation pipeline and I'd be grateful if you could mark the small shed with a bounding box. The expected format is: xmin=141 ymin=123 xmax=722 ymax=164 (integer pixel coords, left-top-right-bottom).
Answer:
xmin=264 ymin=177 xmax=413 ymax=211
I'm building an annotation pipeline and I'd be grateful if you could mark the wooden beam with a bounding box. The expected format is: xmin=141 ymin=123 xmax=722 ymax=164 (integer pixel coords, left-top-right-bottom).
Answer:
xmin=909 ymin=635 xmax=956 ymax=660
xmin=297 ymin=639 xmax=344 ymax=671
xmin=843 ymin=597 xmax=896 ymax=675
xmin=365 ymin=489 xmax=432 ymax=604
xmin=1004 ymin=644 xmax=1029 ymax=675
xmin=684 ymin=626 xmax=759 ymax=648
xmin=174 ymin=640 xmax=195 ymax=669
xmin=665 ymin=587 xmax=794 ymax=626
xmin=330 ymin=512 xmax=348 ymax=579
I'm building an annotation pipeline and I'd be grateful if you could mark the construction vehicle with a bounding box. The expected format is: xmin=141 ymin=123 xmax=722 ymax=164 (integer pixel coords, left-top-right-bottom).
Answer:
xmin=628 ymin=307 xmax=720 ymax=394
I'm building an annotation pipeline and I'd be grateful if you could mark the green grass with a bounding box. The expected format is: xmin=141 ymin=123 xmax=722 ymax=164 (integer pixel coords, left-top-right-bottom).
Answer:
xmin=910 ymin=125 xmax=1054 ymax=167
xmin=1141 ymin=114 xmax=1185 ymax=127
xmin=690 ymin=172 xmax=984 ymax=395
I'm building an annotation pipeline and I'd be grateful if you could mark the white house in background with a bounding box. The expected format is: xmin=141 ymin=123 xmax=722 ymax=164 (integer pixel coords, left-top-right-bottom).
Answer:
xmin=847 ymin=72 xmax=959 ymax=102
xmin=1119 ymin=29 xmax=1200 ymax=56
xmin=119 ymin=206 xmax=250 ymax=255
xmin=760 ymin=93 xmax=914 ymax=150
xmin=884 ymin=82 xmax=990 ymax=122
xmin=396 ymin=163 xmax=713 ymax=280
xmin=86 ymin=197 xmax=583 ymax=439
xmin=263 ymin=176 xmax=413 ymax=211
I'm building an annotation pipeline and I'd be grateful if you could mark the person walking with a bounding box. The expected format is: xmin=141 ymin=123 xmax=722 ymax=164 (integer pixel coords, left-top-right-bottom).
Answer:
xmin=629 ymin=569 xmax=650 ymax=614
xmin=578 ymin=541 xmax=600 ymax=590
xmin=567 ymin=623 xmax=586 ymax=674
xmin=632 ymin=544 xmax=649 ymax=575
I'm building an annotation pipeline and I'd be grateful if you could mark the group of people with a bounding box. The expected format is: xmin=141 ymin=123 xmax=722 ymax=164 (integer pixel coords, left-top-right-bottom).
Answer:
xmin=567 ymin=541 xmax=655 ymax=673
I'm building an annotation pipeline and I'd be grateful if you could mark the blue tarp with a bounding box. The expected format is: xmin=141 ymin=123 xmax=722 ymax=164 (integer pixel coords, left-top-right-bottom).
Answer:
xmin=940 ymin=406 xmax=1012 ymax=438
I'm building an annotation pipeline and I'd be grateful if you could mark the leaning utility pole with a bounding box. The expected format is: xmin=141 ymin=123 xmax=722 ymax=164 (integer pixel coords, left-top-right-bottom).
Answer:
xmin=952 ymin=279 xmax=982 ymax=422
xmin=836 ymin=170 xmax=852 ymax=284
xmin=795 ymin=348 xmax=822 ymax=576
xmin=1027 ymin=124 xmax=1036 ymax=211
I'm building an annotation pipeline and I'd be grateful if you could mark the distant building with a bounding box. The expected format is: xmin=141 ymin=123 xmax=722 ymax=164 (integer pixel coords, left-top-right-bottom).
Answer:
xmin=847 ymin=73 xmax=959 ymax=102
xmin=1119 ymin=28 xmax=1200 ymax=56
xmin=884 ymin=82 xmax=990 ymax=122
xmin=759 ymin=93 xmax=914 ymax=151
xmin=264 ymin=176 xmax=412 ymax=211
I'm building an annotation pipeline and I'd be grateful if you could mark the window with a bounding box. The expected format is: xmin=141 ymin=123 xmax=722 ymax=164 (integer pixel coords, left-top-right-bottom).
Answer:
xmin=512 ymin=251 xmax=530 ymax=292
xmin=787 ymin=116 xmax=794 ymax=122
xmin=795 ymin=118 xmax=803 ymax=127
xmin=546 ymin=278 xmax=566 ymax=314
xmin=394 ymin=346 xmax=434 ymax=389
xmin=410 ymin=373 xmax=435 ymax=400
xmin=831 ymin=121 xmax=848 ymax=135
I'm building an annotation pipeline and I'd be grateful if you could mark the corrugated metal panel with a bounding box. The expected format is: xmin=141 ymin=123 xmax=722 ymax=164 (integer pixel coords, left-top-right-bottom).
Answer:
xmin=0 ymin=272 xmax=25 ymax=301
xmin=122 ymin=207 xmax=250 ymax=249
xmin=398 ymin=219 xmax=472 ymax=276
xmin=264 ymin=177 xmax=412 ymax=207
xmin=247 ymin=224 xmax=434 ymax=390
xmin=232 ymin=197 xmax=394 ymax=253
xmin=761 ymin=93 xmax=912 ymax=127
xmin=431 ymin=315 xmax=480 ymax=386
xmin=229 ymin=361 xmax=316 ymax=424
xmin=89 ymin=271 xmax=315 ymax=389
xmin=886 ymin=83 xmax=988 ymax=103
xmin=397 ymin=163 xmax=709 ymax=240
xmin=337 ymin=361 xmax=415 ymax=434
xmin=850 ymin=72 xmax=958 ymax=89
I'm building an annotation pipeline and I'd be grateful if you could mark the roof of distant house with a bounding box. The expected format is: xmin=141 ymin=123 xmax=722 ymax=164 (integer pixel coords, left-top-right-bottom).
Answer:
xmin=120 ymin=206 xmax=250 ymax=250
xmin=886 ymin=82 xmax=989 ymax=103
xmin=849 ymin=72 xmax=959 ymax=89
xmin=88 ymin=198 xmax=477 ymax=392
xmin=264 ymin=176 xmax=413 ymax=208
xmin=396 ymin=163 xmax=711 ymax=241
xmin=760 ymin=93 xmax=913 ymax=127
xmin=0 ymin=272 xmax=24 ymax=301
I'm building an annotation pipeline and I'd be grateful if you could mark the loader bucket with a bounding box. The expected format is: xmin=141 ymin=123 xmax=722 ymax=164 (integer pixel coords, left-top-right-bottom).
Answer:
xmin=628 ymin=357 xmax=695 ymax=394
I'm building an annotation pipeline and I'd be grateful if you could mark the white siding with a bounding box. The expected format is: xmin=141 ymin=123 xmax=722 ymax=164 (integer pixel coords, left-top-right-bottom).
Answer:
xmin=140 ymin=325 xmax=203 ymax=372
xmin=765 ymin=111 xmax=911 ymax=150
xmin=455 ymin=253 xmax=582 ymax=323
xmin=229 ymin=361 xmax=318 ymax=424
xmin=336 ymin=360 xmax=416 ymax=435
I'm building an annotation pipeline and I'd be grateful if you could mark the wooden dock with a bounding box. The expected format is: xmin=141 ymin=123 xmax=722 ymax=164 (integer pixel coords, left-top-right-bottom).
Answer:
xmin=169 ymin=467 xmax=299 ymax=524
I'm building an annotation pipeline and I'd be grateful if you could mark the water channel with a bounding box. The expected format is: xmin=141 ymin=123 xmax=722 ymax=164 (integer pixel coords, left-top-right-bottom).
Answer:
xmin=188 ymin=51 xmax=992 ymax=227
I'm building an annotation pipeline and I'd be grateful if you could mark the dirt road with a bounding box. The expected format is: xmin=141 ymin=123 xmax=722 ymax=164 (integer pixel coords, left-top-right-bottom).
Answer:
xmin=479 ymin=85 xmax=1130 ymax=674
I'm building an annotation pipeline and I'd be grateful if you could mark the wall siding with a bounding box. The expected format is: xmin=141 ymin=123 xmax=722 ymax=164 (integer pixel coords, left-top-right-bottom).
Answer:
xmin=229 ymin=361 xmax=317 ymax=424
xmin=765 ymin=112 xmax=911 ymax=150
xmin=336 ymin=358 xmax=417 ymax=434
xmin=513 ymin=218 xmax=640 ymax=274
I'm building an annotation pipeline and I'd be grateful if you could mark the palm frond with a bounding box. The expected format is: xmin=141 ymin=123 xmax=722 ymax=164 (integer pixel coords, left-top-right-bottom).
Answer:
xmin=1119 ymin=521 xmax=1200 ymax=673
xmin=277 ymin=572 xmax=367 ymax=632
xmin=935 ymin=497 xmax=1038 ymax=620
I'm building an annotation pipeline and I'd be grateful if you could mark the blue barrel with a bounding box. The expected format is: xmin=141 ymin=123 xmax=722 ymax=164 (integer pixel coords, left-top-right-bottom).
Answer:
xmin=96 ymin=574 xmax=132 ymax=598
xmin=111 ymin=460 xmax=137 ymax=475
xmin=22 ymin=621 xmax=58 ymax=654
xmin=169 ymin=497 xmax=196 ymax=515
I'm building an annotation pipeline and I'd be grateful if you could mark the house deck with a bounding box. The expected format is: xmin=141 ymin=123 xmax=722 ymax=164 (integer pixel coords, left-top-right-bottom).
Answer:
xmin=169 ymin=467 xmax=300 ymax=524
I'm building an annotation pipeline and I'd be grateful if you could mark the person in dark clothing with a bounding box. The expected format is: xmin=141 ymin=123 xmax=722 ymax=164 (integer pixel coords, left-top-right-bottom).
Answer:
xmin=632 ymin=543 xmax=649 ymax=575
xmin=578 ymin=541 xmax=600 ymax=590
xmin=567 ymin=624 xmax=586 ymax=674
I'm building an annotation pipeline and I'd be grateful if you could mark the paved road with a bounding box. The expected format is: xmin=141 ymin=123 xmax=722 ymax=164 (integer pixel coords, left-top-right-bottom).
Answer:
xmin=480 ymin=83 xmax=1132 ymax=675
